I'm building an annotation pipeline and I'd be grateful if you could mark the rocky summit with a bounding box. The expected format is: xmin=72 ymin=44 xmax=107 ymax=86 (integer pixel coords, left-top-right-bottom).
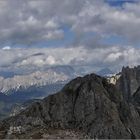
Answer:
xmin=108 ymin=66 xmax=140 ymax=102
xmin=0 ymin=72 xmax=140 ymax=139
xmin=116 ymin=66 xmax=140 ymax=102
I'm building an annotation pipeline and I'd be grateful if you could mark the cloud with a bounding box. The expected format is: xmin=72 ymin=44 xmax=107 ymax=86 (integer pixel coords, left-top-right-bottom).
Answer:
xmin=105 ymin=52 xmax=123 ymax=63
xmin=0 ymin=0 xmax=140 ymax=72
xmin=46 ymin=55 xmax=56 ymax=65
xmin=0 ymin=0 xmax=140 ymax=46
xmin=2 ymin=46 xmax=11 ymax=50
xmin=45 ymin=20 xmax=59 ymax=29
xmin=43 ymin=30 xmax=64 ymax=40
xmin=0 ymin=0 xmax=84 ymax=45
xmin=0 ymin=46 xmax=139 ymax=73
xmin=71 ymin=1 xmax=140 ymax=45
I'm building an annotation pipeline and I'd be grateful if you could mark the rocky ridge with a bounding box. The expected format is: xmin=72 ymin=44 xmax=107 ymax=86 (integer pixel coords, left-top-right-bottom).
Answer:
xmin=0 ymin=72 xmax=140 ymax=139
xmin=108 ymin=66 xmax=140 ymax=102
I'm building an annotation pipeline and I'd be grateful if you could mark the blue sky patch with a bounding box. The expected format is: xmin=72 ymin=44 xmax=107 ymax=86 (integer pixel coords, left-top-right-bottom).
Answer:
xmin=105 ymin=0 xmax=138 ymax=7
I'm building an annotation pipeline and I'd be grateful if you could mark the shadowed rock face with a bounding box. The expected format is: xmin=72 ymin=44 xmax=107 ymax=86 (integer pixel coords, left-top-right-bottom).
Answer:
xmin=116 ymin=66 xmax=140 ymax=102
xmin=0 ymin=73 xmax=140 ymax=139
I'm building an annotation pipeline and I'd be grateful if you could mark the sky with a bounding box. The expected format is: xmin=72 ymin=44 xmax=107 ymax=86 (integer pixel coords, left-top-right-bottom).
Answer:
xmin=0 ymin=0 xmax=140 ymax=74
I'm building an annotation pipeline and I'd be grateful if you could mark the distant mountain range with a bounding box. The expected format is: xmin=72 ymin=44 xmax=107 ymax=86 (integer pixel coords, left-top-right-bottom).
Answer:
xmin=0 ymin=66 xmax=75 ymax=94
xmin=97 ymin=68 xmax=114 ymax=76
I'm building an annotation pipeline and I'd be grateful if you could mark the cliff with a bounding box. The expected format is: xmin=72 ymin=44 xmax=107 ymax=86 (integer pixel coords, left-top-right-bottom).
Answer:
xmin=114 ymin=66 xmax=140 ymax=102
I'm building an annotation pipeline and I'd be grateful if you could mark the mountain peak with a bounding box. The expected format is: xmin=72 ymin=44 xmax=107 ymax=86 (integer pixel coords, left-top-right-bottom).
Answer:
xmin=97 ymin=68 xmax=114 ymax=76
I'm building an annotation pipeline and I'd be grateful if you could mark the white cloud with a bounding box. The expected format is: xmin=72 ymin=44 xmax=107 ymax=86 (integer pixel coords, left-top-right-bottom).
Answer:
xmin=0 ymin=46 xmax=139 ymax=73
xmin=0 ymin=0 xmax=140 ymax=45
xmin=46 ymin=55 xmax=56 ymax=65
xmin=105 ymin=52 xmax=122 ymax=63
xmin=45 ymin=20 xmax=59 ymax=29
xmin=43 ymin=30 xmax=64 ymax=40
xmin=2 ymin=46 xmax=11 ymax=50
xmin=71 ymin=1 xmax=140 ymax=44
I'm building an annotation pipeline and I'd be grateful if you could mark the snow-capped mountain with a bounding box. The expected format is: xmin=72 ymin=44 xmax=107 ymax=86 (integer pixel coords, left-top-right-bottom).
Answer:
xmin=0 ymin=66 xmax=76 ymax=94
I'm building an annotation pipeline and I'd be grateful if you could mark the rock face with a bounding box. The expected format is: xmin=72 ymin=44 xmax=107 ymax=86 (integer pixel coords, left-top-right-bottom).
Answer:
xmin=115 ymin=66 xmax=140 ymax=101
xmin=0 ymin=73 xmax=140 ymax=139
xmin=107 ymin=74 xmax=121 ymax=85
